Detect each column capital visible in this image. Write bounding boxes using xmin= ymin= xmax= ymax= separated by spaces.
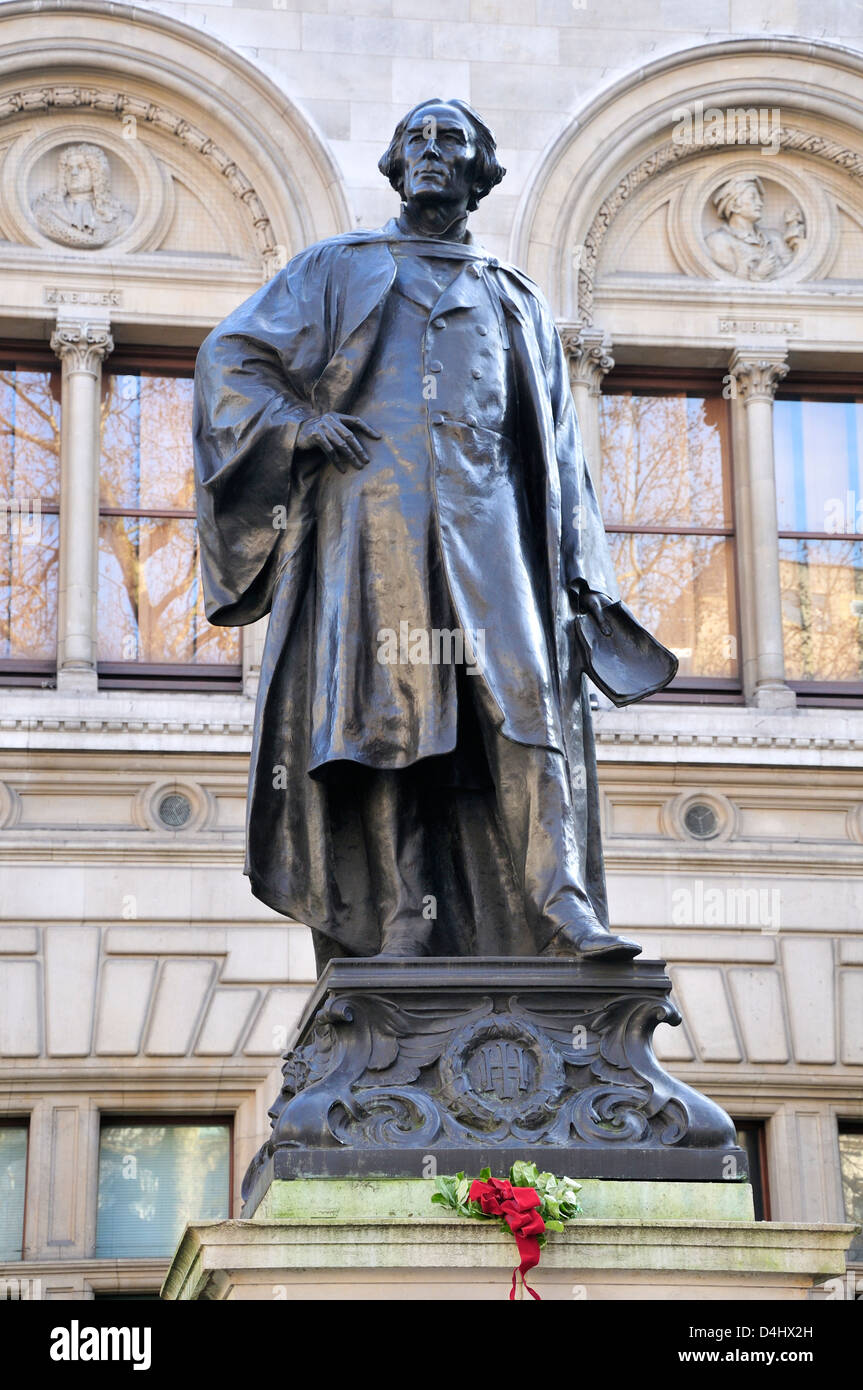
xmin=728 ymin=346 xmax=789 ymax=405
xmin=561 ymin=327 xmax=614 ymax=396
xmin=50 ymin=316 xmax=113 ymax=375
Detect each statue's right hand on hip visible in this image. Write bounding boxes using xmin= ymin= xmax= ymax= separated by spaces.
xmin=296 ymin=413 xmax=381 ymax=472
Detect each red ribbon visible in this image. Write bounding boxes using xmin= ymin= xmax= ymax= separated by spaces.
xmin=469 ymin=1177 xmax=545 ymax=1301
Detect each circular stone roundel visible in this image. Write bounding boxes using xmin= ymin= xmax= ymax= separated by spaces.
xmin=2 ymin=115 xmax=169 ymax=255
xmin=438 ymin=1014 xmax=567 ymax=1130
xmin=673 ymin=155 xmax=835 ymax=285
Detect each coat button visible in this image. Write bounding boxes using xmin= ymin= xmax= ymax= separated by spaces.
xmin=433 ymin=318 xmax=446 ymax=330
xmin=471 ymin=367 xmax=482 ymax=378
xmin=465 ymin=414 xmax=478 ymax=427
xmin=476 ymin=324 xmax=488 ymax=336
xmin=429 ymin=361 xmax=443 ymax=373
xmin=469 ymin=263 xmax=483 ymax=278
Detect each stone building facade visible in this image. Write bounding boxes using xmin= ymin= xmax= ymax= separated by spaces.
xmin=0 ymin=0 xmax=861 ymax=1298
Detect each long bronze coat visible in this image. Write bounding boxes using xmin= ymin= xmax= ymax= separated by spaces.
xmin=194 ymin=221 xmax=634 ymax=956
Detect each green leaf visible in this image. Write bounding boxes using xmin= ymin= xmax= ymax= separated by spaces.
xmin=544 ymin=1219 xmax=564 ymax=1233
xmin=431 ymin=1176 xmax=462 ymax=1211
xmin=510 ymin=1160 xmax=539 ymax=1188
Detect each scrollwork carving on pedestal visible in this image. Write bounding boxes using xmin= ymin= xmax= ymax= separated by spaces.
xmin=241 ymin=961 xmax=742 ymax=1206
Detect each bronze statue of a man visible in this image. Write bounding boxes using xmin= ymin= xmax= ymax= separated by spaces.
xmin=194 ymin=100 xmax=675 ymax=972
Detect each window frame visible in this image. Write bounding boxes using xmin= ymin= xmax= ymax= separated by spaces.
xmin=773 ymin=373 xmax=863 ymax=707
xmin=0 ymin=1116 xmax=30 ymax=1261
xmin=598 ymin=366 xmax=744 ymax=703
xmin=97 ymin=348 xmax=242 ymax=692
xmin=94 ymin=1112 xmax=234 ymax=1260
xmin=0 ymin=340 xmax=62 ymax=687
xmin=837 ymin=1118 xmax=863 ymax=1264
xmin=733 ymin=1117 xmax=771 ymax=1222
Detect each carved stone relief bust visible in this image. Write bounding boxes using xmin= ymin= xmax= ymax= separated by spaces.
xmin=704 ymin=174 xmax=805 ymax=281
xmin=0 ymin=112 xmax=260 ymax=266
xmin=591 ymin=149 xmax=837 ymax=304
xmin=31 ymin=141 xmax=133 ymax=248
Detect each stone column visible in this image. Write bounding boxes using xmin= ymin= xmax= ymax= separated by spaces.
xmin=50 ymin=317 xmax=113 ymax=694
xmin=728 ymin=347 xmax=795 ymax=710
xmin=561 ymin=328 xmax=614 ymax=499
xmin=242 ymin=615 xmax=269 ymax=700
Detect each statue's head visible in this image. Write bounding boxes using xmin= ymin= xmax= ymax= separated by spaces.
xmin=712 ymin=175 xmax=764 ymax=225
xmin=59 ymin=144 xmax=111 ymax=204
xmin=378 ymin=99 xmax=505 ymax=213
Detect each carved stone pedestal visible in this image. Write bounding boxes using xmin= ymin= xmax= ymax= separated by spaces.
xmin=242 ymin=958 xmax=746 ymax=1215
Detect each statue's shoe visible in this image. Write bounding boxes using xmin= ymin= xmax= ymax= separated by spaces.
xmin=373 ymin=931 xmax=431 ymax=959
xmin=540 ymin=921 xmax=642 ymax=961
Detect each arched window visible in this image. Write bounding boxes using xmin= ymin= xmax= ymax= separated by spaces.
xmin=0 ymin=4 xmax=349 ymax=691
xmin=516 ymin=37 xmax=863 ymax=708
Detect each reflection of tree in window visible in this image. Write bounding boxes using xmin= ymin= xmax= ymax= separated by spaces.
xmin=779 ymin=537 xmax=863 ymax=682
xmin=98 ymin=372 xmax=239 ymax=669
xmin=599 ymin=391 xmax=737 ymax=679
xmin=774 ymin=397 xmax=863 ymax=684
xmin=0 ymin=366 xmax=60 ymax=664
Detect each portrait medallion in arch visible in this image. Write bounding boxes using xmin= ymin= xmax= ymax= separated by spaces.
xmin=31 ymin=142 xmax=132 ymax=248
xmin=0 ymin=116 xmax=171 ymax=256
xmin=673 ymin=157 xmax=834 ymax=285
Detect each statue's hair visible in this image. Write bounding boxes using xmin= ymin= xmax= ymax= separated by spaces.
xmin=378 ymin=99 xmax=505 ymax=211
xmin=712 ymin=174 xmax=764 ymax=223
xmin=59 ymin=143 xmax=115 ymax=216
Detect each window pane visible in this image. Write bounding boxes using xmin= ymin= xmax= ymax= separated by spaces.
xmin=0 ymin=512 xmax=58 ymax=660
xmin=0 ymin=367 xmax=60 ymax=664
xmin=839 ymin=1129 xmax=863 ymax=1262
xmin=0 ymin=1125 xmax=27 ymax=1260
xmin=100 ymin=373 xmax=195 ymax=510
xmin=95 ymin=1122 xmax=230 ymax=1258
xmin=0 ymin=367 xmax=61 ymax=503
xmin=98 ymin=516 xmax=239 ymax=665
xmin=600 ymin=392 xmax=731 ymax=528
xmin=779 ymin=538 xmax=863 ymax=681
xmin=608 ymin=532 xmax=738 ymax=677
xmin=734 ymin=1122 xmax=768 ymax=1221
xmin=774 ymin=399 xmax=863 ymax=534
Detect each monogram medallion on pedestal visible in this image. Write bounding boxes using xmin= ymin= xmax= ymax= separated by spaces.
xmin=241 ymin=958 xmax=746 ymax=1214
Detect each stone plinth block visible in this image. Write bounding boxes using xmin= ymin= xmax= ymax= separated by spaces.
xmin=162 ymin=1189 xmax=856 ymax=1301
xmin=253 ymin=1176 xmax=755 ymax=1223
xmin=241 ymin=958 xmax=746 ymax=1215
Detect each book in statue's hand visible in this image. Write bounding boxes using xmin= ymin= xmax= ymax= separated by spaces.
xmin=572 ymin=599 xmax=678 ymax=706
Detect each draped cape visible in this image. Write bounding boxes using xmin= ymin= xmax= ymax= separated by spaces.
xmin=193 ymin=222 xmax=656 ymax=954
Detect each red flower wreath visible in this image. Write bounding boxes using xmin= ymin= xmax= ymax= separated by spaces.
xmin=432 ymin=1161 xmax=583 ymax=1301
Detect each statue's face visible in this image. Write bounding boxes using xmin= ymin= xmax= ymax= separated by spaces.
xmin=400 ymin=103 xmax=477 ymax=208
xmin=64 ymin=151 xmax=94 ymax=196
xmin=731 ymin=181 xmax=763 ymax=222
